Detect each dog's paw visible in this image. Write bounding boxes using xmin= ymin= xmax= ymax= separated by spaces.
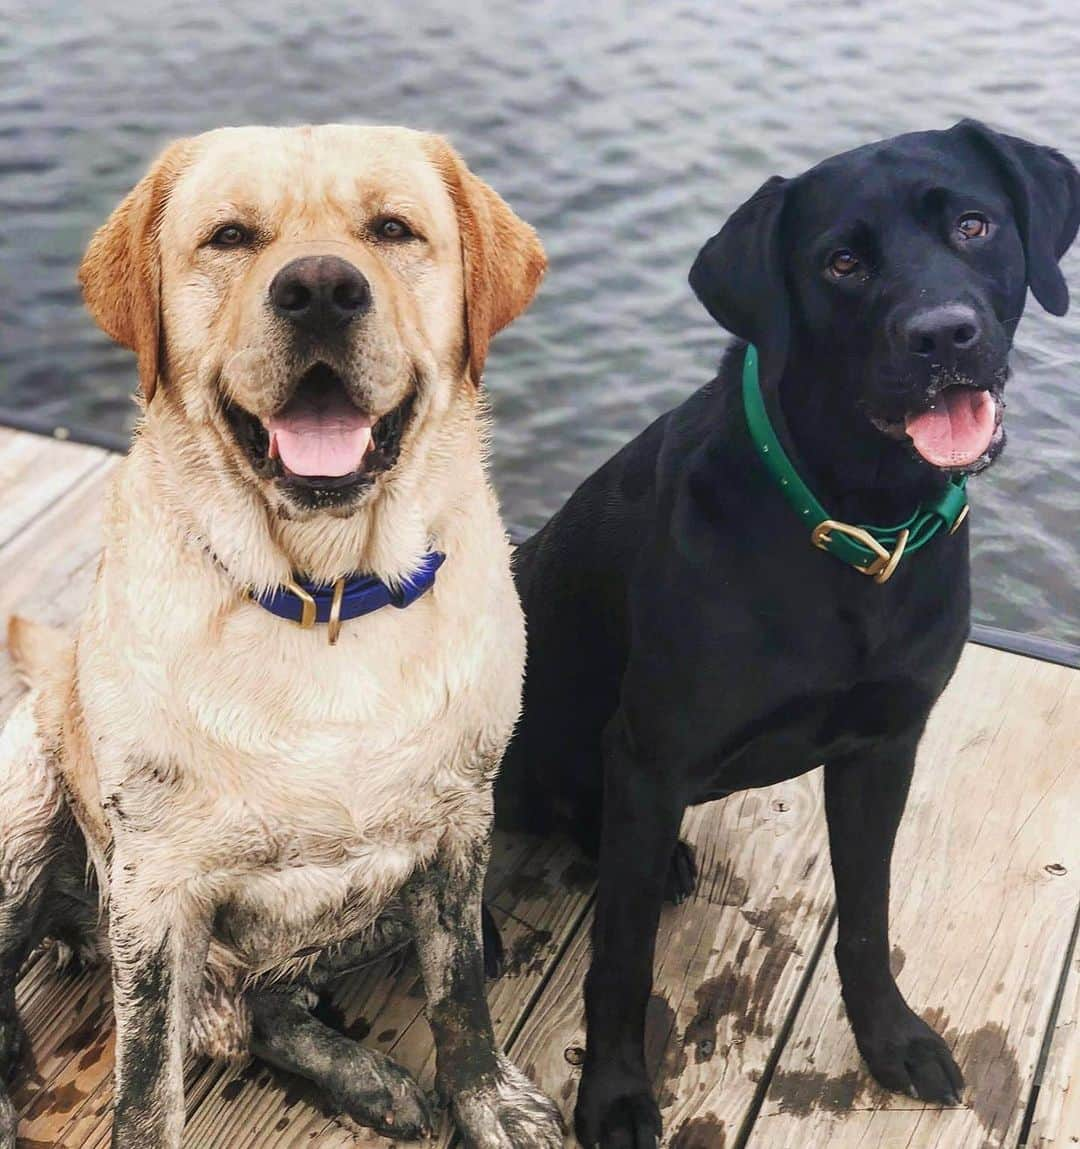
xmin=663 ymin=839 xmax=698 ymax=905
xmin=451 ymin=1054 xmax=563 ymax=1148
xmin=855 ymin=1004 xmax=964 ymax=1105
xmin=574 ymin=1066 xmax=660 ymax=1149
xmin=52 ymin=935 xmax=104 ymax=977
xmin=330 ymin=1047 xmax=435 ymax=1140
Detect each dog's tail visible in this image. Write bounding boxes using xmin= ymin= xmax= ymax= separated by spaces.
xmin=6 ymin=616 xmax=72 ymax=687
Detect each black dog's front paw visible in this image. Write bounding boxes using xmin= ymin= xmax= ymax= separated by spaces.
xmin=854 ymin=1001 xmax=964 ymax=1105
xmin=575 ymin=1067 xmax=661 ymax=1149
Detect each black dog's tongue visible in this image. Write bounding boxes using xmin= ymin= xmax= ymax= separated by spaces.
xmin=905 ymin=388 xmax=996 ymax=467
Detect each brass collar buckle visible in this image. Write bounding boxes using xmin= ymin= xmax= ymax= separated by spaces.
xmin=810 ymin=521 xmax=910 ymax=585
xmin=282 ymin=577 xmax=347 ymax=645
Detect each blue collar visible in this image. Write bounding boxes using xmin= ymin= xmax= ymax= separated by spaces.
xmin=251 ymin=551 xmax=445 ymax=644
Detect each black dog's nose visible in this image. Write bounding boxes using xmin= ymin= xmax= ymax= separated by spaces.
xmin=903 ymin=305 xmax=982 ymax=361
xmin=269 ymin=256 xmax=371 ymax=334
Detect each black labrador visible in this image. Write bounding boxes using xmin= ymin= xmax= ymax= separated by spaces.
xmin=493 ymin=120 xmax=1079 ymax=1148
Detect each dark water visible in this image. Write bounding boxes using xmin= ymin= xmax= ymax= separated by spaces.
xmin=1 ymin=0 xmax=1077 ymax=642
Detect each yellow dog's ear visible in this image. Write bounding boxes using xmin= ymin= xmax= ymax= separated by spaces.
xmin=429 ymin=138 xmax=547 ymax=387
xmin=78 ymin=139 xmax=194 ymax=406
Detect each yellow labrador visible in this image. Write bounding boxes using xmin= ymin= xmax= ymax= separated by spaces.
xmin=0 ymin=126 xmax=561 ymax=1149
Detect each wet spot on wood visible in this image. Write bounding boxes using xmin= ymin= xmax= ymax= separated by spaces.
xmin=221 ymin=1077 xmax=245 ymax=1103
xmin=890 ymin=945 xmax=906 ymax=977
xmin=770 ymin=1068 xmax=862 ymax=1115
xmin=504 ymin=870 xmax=553 ymax=901
xmin=560 ymin=858 xmax=597 ymax=891
xmin=274 ymin=1116 xmax=289 ymax=1131
xmin=670 ymin=1113 xmax=726 ymax=1149
xmin=376 ymin=1027 xmax=397 ymax=1043
xmin=345 ymin=1015 xmax=371 ymax=1041
xmin=312 ymin=996 xmax=370 ymax=1042
xmin=963 ymin=1022 xmax=1020 ymax=1137
xmin=685 ymin=969 xmax=748 ymax=1059
xmin=501 ymin=928 xmax=553 ymax=978
xmin=35 ymin=1077 xmax=87 ymax=1116
xmin=705 ymin=859 xmax=749 ymax=908
xmin=740 ymin=895 xmax=803 ymax=955
xmin=54 ymin=994 xmax=111 ymax=1057
xmin=683 ymin=956 xmax=784 ymax=1059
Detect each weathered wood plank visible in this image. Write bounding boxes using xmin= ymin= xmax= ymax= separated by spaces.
xmin=505 ymin=774 xmax=836 ymax=1149
xmin=0 ymin=458 xmax=115 ymax=1149
xmin=0 ymin=458 xmax=117 ymax=708
xmin=0 ymin=454 xmax=117 ymax=1149
xmin=1027 ymin=916 xmax=1080 ymax=1148
xmin=744 ymin=647 xmax=1080 ymax=1149
xmin=0 ymin=429 xmax=110 ymax=550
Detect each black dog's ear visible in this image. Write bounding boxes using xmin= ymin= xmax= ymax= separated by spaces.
xmin=954 ymin=119 xmax=1080 ymax=316
xmin=689 ymin=175 xmax=791 ymax=384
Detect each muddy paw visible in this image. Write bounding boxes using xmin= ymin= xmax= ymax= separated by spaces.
xmin=329 ymin=1046 xmax=435 ymax=1140
xmin=452 ymin=1054 xmax=564 ymax=1149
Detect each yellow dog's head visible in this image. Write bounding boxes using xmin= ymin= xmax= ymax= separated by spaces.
xmin=80 ymin=125 xmax=545 ymax=517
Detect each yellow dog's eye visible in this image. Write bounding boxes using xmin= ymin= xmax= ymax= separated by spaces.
xmin=375 ymin=217 xmax=413 ymax=240
xmin=957 ymin=213 xmax=990 ymax=240
xmin=828 ymin=249 xmax=860 ymax=278
xmin=210 ymin=224 xmax=250 ymax=248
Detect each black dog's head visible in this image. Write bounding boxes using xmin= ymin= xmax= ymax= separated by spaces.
xmin=690 ymin=121 xmax=1079 ymax=476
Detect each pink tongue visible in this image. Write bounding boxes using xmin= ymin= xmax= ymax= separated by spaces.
xmin=266 ymin=411 xmax=373 ymax=477
xmin=904 ymin=388 xmax=996 ymax=468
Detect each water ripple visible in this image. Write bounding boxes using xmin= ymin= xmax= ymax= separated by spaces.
xmin=0 ymin=0 xmax=1076 ymax=641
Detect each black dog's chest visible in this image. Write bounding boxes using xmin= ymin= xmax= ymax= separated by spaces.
xmin=696 ymin=674 xmax=934 ymax=799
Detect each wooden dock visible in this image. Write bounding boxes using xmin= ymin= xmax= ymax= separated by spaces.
xmin=0 ymin=427 xmax=1076 ymax=1149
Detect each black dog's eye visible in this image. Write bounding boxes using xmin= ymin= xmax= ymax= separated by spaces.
xmin=828 ymin=249 xmax=860 ymax=278
xmin=956 ymin=212 xmax=990 ymax=240
xmin=374 ymin=217 xmax=414 ymax=241
xmin=209 ymin=224 xmax=251 ymax=248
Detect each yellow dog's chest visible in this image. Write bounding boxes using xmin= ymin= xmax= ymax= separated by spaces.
xmin=115 ymin=751 xmax=471 ymax=973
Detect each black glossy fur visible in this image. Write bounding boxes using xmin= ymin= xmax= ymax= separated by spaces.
xmin=494 ymin=121 xmax=1079 ymax=1149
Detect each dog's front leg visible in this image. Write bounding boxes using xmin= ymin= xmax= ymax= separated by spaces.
xmin=404 ymin=831 xmax=562 ymax=1149
xmin=825 ymin=738 xmax=964 ymax=1105
xmin=108 ymin=848 xmax=210 ymax=1149
xmin=574 ymin=709 xmax=686 ymax=1149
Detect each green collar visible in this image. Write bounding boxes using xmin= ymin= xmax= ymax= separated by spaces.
xmin=741 ymin=343 xmax=969 ymax=584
